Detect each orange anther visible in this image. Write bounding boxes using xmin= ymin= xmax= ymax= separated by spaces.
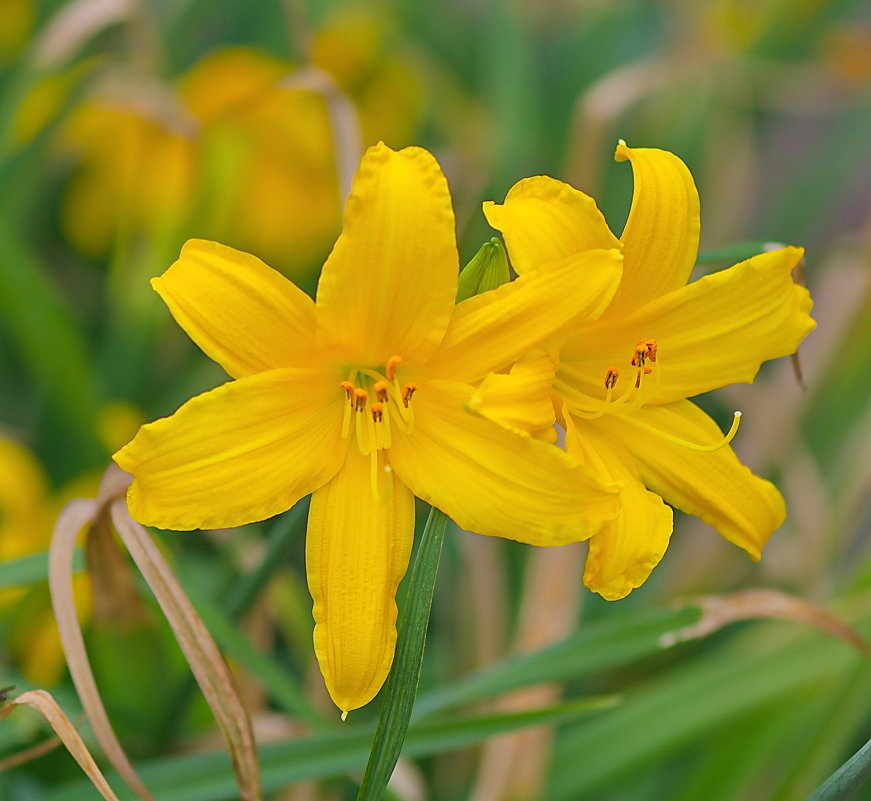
xmin=401 ymin=383 xmax=418 ymax=408
xmin=374 ymin=381 xmax=389 ymax=401
xmin=371 ymin=402 xmax=384 ymax=422
xmin=631 ymin=338 xmax=658 ymax=367
xmin=604 ymin=368 xmax=619 ymax=389
xmin=340 ymin=380 xmax=355 ymax=402
xmin=352 ymin=388 xmax=368 ymax=412
xmin=386 ymin=355 xmax=403 ymax=381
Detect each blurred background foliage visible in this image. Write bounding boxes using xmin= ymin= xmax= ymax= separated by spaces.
xmin=2 ymin=0 xmax=871 ymax=799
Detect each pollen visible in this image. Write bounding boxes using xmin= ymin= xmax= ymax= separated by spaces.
xmin=631 ymin=338 xmax=658 ymax=367
xmin=352 ymin=388 xmax=368 ymax=412
xmin=401 ymin=383 xmax=418 ymax=408
xmin=371 ymin=402 xmax=384 ymax=422
xmin=604 ymin=368 xmax=619 ymax=389
xmin=340 ymin=380 xmax=355 ymax=403
xmin=373 ymin=381 xmax=389 ymax=401
xmin=386 ymin=355 xmax=403 ymax=381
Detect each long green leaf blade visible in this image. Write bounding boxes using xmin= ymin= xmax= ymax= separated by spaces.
xmin=355 ymin=506 xmax=448 ymax=801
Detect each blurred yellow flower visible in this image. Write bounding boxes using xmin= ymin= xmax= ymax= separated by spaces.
xmin=60 ymin=48 xmax=341 ymax=279
xmin=485 ymin=142 xmax=815 ymax=601
xmin=0 ymin=436 xmax=93 ymax=686
xmin=58 ymin=21 xmax=425 ymax=280
xmin=114 ymin=143 xmax=623 ymax=715
xmin=0 ymin=0 xmax=32 ymax=63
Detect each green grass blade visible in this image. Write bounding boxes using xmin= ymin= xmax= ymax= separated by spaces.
xmin=0 ymin=549 xmax=84 ymax=589
xmin=355 ymin=506 xmax=448 ymax=801
xmin=805 ymin=731 xmax=871 ymax=801
xmin=38 ymin=695 xmax=611 ymax=801
xmin=413 ymin=603 xmax=701 ymax=717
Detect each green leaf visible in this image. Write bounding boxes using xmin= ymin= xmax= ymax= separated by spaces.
xmin=0 ymin=549 xmax=84 ymax=590
xmin=413 ymin=603 xmax=701 ymax=717
xmin=805 ymin=712 xmax=871 ymax=801
xmin=38 ymin=696 xmax=613 ymax=801
xmin=355 ymin=506 xmax=448 ymax=801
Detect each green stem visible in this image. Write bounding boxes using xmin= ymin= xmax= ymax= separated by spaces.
xmin=806 ymin=737 xmax=871 ymax=801
xmin=355 ymin=507 xmax=448 ymax=801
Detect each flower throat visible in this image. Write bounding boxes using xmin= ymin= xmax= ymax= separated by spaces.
xmin=339 ymin=355 xmax=418 ymax=500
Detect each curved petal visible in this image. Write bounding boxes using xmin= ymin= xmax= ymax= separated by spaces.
xmin=564 ymin=412 xmax=672 ymax=600
xmin=425 ymin=248 xmax=623 ymax=384
xmin=315 ymin=143 xmax=458 ymax=366
xmin=466 ymin=351 xmax=556 ymax=438
xmin=594 ymin=400 xmax=785 ymax=557
xmin=609 ymin=143 xmax=700 ymax=313
xmin=483 ymin=176 xmax=619 ymax=275
xmin=113 ymin=368 xmax=347 ymax=530
xmin=306 ymin=451 xmax=414 ymax=716
xmin=389 ymin=379 xmax=619 ymax=546
xmin=153 ymin=239 xmax=319 ymax=378
xmin=557 ymin=247 xmax=814 ymax=407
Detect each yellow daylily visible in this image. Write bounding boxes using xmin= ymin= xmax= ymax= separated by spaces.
xmin=114 ymin=143 xmax=623 ymax=715
xmin=0 ymin=436 xmax=94 ymax=685
xmin=484 ymin=142 xmax=815 ymax=601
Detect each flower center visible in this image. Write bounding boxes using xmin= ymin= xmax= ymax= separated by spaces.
xmin=565 ymin=337 xmax=741 ymax=452
xmin=338 ymin=354 xmax=419 ymax=500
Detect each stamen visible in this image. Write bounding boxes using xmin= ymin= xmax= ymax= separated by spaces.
xmin=352 ymin=388 xmax=368 ymax=412
xmin=604 ymin=368 xmax=619 ymax=390
xmin=371 ymin=402 xmax=384 ymax=423
xmin=340 ymin=380 xmax=355 ymax=403
xmin=631 ymin=338 xmax=658 ymax=367
xmin=373 ymin=381 xmax=389 ymax=402
xmin=401 ymin=383 xmax=418 ymax=408
xmin=386 ymin=355 xmax=403 ymax=381
xmin=631 ymin=410 xmax=743 ymax=452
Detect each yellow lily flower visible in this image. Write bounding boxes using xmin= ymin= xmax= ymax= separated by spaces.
xmin=484 ymin=142 xmax=815 ymax=601
xmin=114 ymin=143 xmax=623 ymax=715
xmin=0 ymin=436 xmax=94 ymax=685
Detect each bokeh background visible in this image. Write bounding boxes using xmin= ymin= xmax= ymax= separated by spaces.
xmin=2 ymin=0 xmax=871 ymax=799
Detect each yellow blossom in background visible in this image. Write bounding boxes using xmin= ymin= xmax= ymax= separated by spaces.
xmin=0 ymin=0 xmax=32 ymax=63
xmin=114 ymin=143 xmax=624 ymax=715
xmin=485 ymin=142 xmax=815 ymax=601
xmin=0 ymin=437 xmax=93 ymax=686
xmin=57 ymin=15 xmax=425 ymax=279
xmin=310 ymin=8 xmax=423 ymax=146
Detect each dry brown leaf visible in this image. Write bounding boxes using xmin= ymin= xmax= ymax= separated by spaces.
xmin=49 ymin=495 xmax=157 ymax=801
xmin=110 ymin=499 xmax=262 ymax=801
xmin=660 ymin=588 xmax=871 ymax=655
xmin=0 ymin=689 xmax=122 ymax=801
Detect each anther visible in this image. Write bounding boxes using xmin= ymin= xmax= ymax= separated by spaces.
xmin=631 ymin=338 xmax=658 ymax=367
xmin=374 ymin=381 xmax=389 ymax=401
xmin=371 ymin=402 xmax=384 ymax=423
xmin=340 ymin=380 xmax=355 ymax=403
xmin=386 ymin=355 xmax=403 ymax=381
xmin=401 ymin=383 xmax=418 ymax=408
xmin=604 ymin=368 xmax=619 ymax=389
xmin=352 ymin=388 xmax=368 ymax=412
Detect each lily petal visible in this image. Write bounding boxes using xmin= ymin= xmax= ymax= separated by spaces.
xmin=153 ymin=239 xmax=319 ymax=378
xmin=466 ymin=351 xmax=556 ymax=438
xmin=557 ymin=247 xmax=814 ymax=406
xmin=426 ymin=248 xmax=623 ymax=384
xmin=483 ymin=176 xmax=619 ymax=275
xmin=113 ymin=368 xmax=347 ymax=530
xmin=594 ymin=400 xmax=785 ymax=557
xmin=564 ymin=412 xmax=673 ymax=600
xmin=315 ymin=143 xmax=458 ymax=366
xmin=306 ymin=451 xmax=414 ymax=716
xmin=609 ymin=143 xmax=700 ymax=313
xmin=389 ymin=379 xmax=619 ymax=546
